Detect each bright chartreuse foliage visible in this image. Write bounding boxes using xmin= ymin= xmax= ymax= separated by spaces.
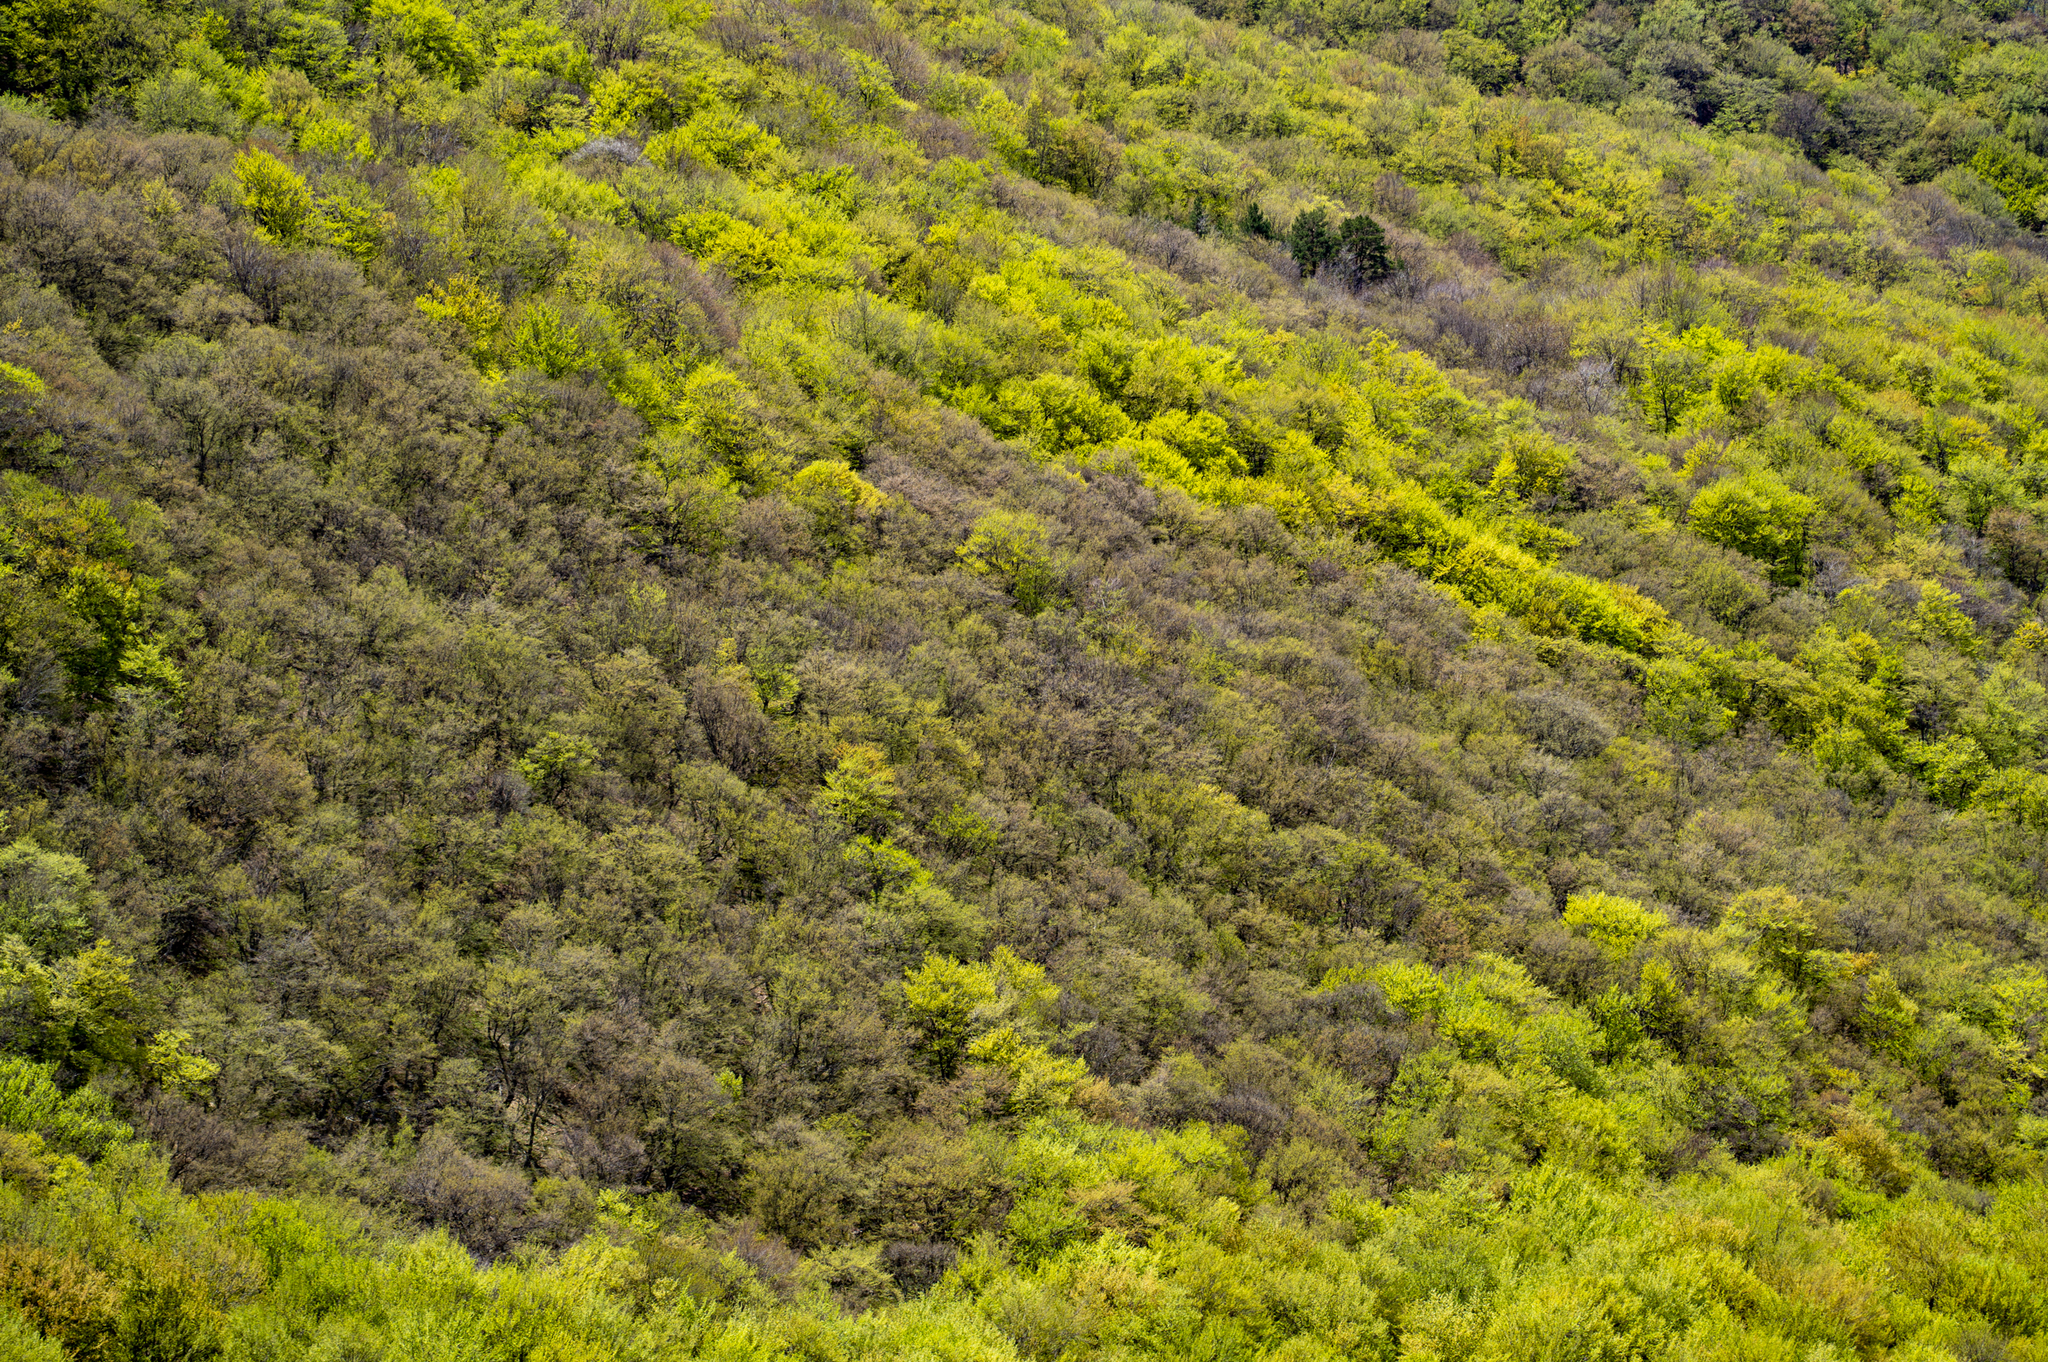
xmin=2 ymin=1064 xmax=2047 ymax=1362
xmin=1 ymin=0 xmax=2048 ymax=1355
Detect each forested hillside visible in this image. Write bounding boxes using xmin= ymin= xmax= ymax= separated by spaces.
xmin=0 ymin=0 xmax=2047 ymax=1353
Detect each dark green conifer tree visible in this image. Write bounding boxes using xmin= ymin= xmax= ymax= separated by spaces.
xmin=1287 ymin=206 xmax=1337 ymax=277
xmin=1337 ymin=213 xmax=1395 ymax=287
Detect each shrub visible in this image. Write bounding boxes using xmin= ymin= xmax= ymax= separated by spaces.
xmin=1688 ymin=473 xmax=1816 ymax=584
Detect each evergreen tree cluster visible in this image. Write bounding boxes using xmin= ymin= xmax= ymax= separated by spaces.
xmin=1286 ymin=208 xmax=1398 ymax=286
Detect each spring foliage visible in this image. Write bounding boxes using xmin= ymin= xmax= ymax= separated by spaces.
xmin=0 ymin=0 xmax=2046 ymax=1354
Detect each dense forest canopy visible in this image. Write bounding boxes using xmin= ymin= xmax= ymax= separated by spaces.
xmin=0 ymin=0 xmax=2046 ymax=1354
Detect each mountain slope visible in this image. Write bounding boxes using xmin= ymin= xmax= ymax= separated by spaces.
xmin=0 ymin=0 xmax=2045 ymax=1355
